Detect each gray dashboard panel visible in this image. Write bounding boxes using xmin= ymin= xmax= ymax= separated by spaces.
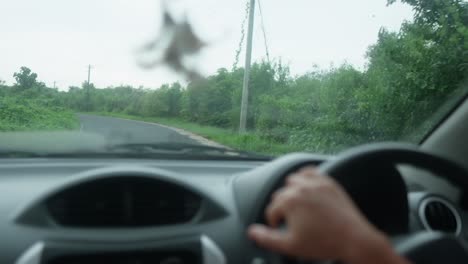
xmin=0 ymin=155 xmax=466 ymax=263
xmin=0 ymin=158 xmax=264 ymax=263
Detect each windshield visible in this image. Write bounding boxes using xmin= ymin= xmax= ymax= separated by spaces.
xmin=0 ymin=0 xmax=467 ymax=156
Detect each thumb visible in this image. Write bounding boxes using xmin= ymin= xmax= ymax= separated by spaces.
xmin=248 ymin=224 xmax=291 ymax=253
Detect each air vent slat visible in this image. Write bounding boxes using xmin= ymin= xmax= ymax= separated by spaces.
xmin=420 ymin=197 xmax=460 ymax=235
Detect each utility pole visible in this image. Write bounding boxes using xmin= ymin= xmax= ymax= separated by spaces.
xmin=239 ymin=0 xmax=256 ymax=133
xmin=87 ymin=65 xmax=92 ymax=112
xmin=53 ymin=81 xmax=56 ymax=89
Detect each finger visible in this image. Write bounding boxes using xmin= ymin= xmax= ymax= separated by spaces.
xmin=286 ymin=175 xmax=310 ymax=186
xmin=286 ymin=173 xmax=321 ymax=188
xmin=297 ymin=165 xmax=317 ymax=175
xmin=289 ymin=168 xmax=323 ymax=182
xmin=265 ymin=198 xmax=287 ymax=227
xmin=266 ymin=188 xmax=298 ymax=227
xmin=271 ymin=187 xmax=286 ymax=201
xmin=300 ymin=167 xmax=321 ymax=178
xmin=248 ymin=224 xmax=291 ymax=253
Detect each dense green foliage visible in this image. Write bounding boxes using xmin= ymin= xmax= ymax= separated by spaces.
xmin=0 ymin=72 xmax=79 ymax=132
xmin=1 ymin=0 xmax=467 ymax=154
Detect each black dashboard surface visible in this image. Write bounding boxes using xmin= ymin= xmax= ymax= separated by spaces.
xmin=0 ymin=157 xmax=466 ymax=264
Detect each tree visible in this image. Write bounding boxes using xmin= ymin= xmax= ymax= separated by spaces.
xmin=167 ymin=82 xmax=183 ymax=117
xmin=362 ymin=0 xmax=468 ymax=139
xmin=384 ymin=0 xmax=468 ymax=97
xmin=13 ymin=67 xmax=38 ymax=90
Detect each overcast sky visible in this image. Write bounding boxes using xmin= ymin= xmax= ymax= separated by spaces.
xmin=0 ymin=0 xmax=414 ymax=90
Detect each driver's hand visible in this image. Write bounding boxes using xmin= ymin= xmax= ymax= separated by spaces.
xmin=247 ymin=168 xmax=410 ymax=264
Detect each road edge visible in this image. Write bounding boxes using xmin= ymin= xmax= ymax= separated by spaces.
xmin=87 ymin=114 xmax=229 ymax=149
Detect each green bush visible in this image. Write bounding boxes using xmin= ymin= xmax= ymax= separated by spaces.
xmin=0 ymin=97 xmax=79 ymax=132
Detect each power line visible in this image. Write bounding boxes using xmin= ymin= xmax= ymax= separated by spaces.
xmin=257 ymin=0 xmax=274 ymax=95
xmin=232 ymin=0 xmax=250 ymax=71
xmin=257 ymin=0 xmax=271 ymax=64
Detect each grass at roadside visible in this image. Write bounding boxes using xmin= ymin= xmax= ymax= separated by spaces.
xmin=88 ymin=112 xmax=303 ymax=155
xmin=0 ymin=98 xmax=79 ymax=132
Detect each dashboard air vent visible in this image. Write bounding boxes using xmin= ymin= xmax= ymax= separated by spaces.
xmin=419 ymin=197 xmax=461 ymax=235
xmin=46 ymin=177 xmax=202 ymax=227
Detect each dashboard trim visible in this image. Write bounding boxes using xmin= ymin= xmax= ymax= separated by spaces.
xmin=201 ymin=235 xmax=226 ymax=264
xmin=15 ymin=242 xmax=44 ymax=264
xmin=15 ymin=236 xmax=225 ymax=264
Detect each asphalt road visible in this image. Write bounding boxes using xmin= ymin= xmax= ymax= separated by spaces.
xmin=78 ymin=114 xmax=200 ymax=145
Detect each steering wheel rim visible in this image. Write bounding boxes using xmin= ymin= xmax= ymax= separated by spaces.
xmin=315 ymin=142 xmax=468 ymax=264
xmin=319 ymin=143 xmax=468 ymax=187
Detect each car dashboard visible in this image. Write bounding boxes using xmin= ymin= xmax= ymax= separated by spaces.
xmin=0 ymin=157 xmax=467 ymax=264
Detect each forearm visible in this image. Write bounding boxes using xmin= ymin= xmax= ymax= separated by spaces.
xmin=344 ymin=230 xmax=411 ymax=264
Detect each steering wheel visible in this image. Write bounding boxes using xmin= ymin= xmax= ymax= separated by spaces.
xmin=312 ymin=143 xmax=468 ymax=264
